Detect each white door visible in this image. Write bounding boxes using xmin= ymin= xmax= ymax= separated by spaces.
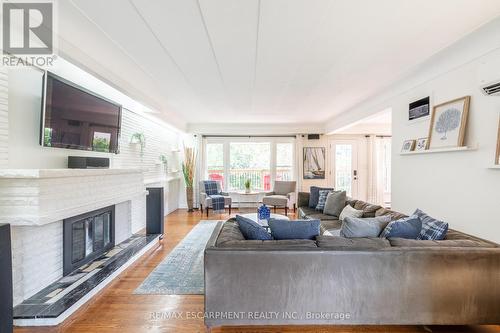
xmin=330 ymin=140 xmax=359 ymax=198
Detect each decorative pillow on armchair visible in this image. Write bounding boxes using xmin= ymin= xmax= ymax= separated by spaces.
xmin=380 ymin=215 xmax=422 ymax=239
xmin=268 ymin=219 xmax=320 ymax=240
xmin=236 ymin=215 xmax=273 ymax=240
xmin=414 ymin=208 xmax=448 ymax=240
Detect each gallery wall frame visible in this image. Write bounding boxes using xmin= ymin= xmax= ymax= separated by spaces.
xmin=427 ymin=96 xmax=470 ymax=150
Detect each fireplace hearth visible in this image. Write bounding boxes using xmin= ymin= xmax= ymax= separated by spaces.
xmin=63 ymin=206 xmax=115 ymax=275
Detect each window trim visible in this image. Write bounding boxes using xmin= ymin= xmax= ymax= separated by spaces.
xmin=203 ymin=137 xmax=296 ymax=192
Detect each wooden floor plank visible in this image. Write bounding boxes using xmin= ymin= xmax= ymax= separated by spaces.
xmin=14 ymin=209 xmax=500 ymax=333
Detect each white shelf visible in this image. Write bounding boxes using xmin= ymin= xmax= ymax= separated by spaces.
xmin=487 ymin=165 xmax=500 ymax=169
xmin=400 ymin=145 xmax=477 ymax=155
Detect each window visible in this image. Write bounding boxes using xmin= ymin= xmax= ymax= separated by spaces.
xmin=276 ymin=143 xmax=293 ymax=181
xmin=334 ymin=144 xmax=353 ymax=196
xmin=206 ymin=143 xmax=224 ymax=188
xmin=229 ymin=142 xmax=270 ymax=191
xmin=204 ymin=138 xmax=295 ymax=192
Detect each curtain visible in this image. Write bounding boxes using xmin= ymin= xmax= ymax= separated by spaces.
xmin=367 ymin=136 xmax=391 ymax=207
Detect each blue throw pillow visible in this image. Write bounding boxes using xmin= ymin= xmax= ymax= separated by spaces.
xmin=236 ymin=215 xmax=273 ymax=240
xmin=414 ymin=209 xmax=448 ymax=240
xmin=309 ymin=186 xmax=334 ymax=208
xmin=380 ymin=215 xmax=422 ymax=239
xmin=315 ymin=189 xmax=332 ymax=211
xmin=268 ymin=219 xmax=320 ymax=240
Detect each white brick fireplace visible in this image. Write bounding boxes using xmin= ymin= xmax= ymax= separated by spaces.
xmin=0 ymin=168 xmax=147 ymax=306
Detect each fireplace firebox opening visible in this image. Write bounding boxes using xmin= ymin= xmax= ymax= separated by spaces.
xmin=63 ymin=206 xmax=115 ymax=276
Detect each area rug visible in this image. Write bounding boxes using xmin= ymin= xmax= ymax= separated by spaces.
xmin=134 ymin=220 xmax=220 ymax=295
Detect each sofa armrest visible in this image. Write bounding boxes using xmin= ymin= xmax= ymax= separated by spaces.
xmin=264 ymin=191 xmax=275 ymax=196
xmin=297 ymin=192 xmax=310 ymax=207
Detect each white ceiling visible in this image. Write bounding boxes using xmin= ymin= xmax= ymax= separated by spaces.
xmin=56 ymin=0 xmax=500 ymax=130
xmin=333 ymin=108 xmax=392 ymax=135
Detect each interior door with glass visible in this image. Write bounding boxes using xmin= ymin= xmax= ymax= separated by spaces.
xmin=330 ymin=140 xmax=359 ymax=198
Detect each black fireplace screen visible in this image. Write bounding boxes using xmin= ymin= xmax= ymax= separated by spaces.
xmin=63 ymin=206 xmax=115 ymax=275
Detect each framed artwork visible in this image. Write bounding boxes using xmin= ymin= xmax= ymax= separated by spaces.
xmin=409 ymin=96 xmax=430 ymax=121
xmin=401 ymin=140 xmax=416 ymax=153
xmin=496 ymin=117 xmax=500 ymax=165
xmin=303 ymin=147 xmax=325 ymax=179
xmin=415 ymin=137 xmax=428 ymax=151
xmin=428 ymin=96 xmax=470 ymax=149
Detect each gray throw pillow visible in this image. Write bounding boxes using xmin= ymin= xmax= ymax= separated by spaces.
xmin=340 ymin=216 xmax=392 ymax=238
xmin=339 ymin=205 xmax=363 ymax=221
xmin=323 ymin=191 xmax=346 ymax=217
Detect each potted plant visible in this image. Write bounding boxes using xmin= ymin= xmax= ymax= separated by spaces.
xmin=244 ymin=179 xmax=251 ymax=194
xmin=130 ymin=132 xmax=146 ymax=157
xmin=159 ymin=154 xmax=168 ymax=174
xmin=182 ymin=147 xmax=196 ymax=212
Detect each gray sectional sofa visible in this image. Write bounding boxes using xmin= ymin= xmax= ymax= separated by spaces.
xmin=204 ymin=194 xmax=500 ymax=329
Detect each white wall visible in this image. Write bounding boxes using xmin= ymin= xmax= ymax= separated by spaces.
xmin=0 ymin=66 xmax=7 ymax=167
xmin=296 ymin=134 xmax=369 ymax=201
xmin=6 ymin=63 xmax=185 ymax=213
xmin=325 ymin=19 xmax=500 ymax=243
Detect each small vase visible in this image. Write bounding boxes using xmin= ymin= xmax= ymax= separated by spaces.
xmin=186 ymin=187 xmax=194 ymax=212
xmin=245 ymin=188 xmax=251 ymax=194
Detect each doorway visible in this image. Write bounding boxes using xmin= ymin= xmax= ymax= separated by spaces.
xmin=330 ymin=140 xmax=359 ymax=198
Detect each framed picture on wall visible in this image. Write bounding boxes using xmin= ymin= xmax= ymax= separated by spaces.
xmin=427 ymin=96 xmax=470 ymax=150
xmin=496 ymin=116 xmax=500 ymax=165
xmin=415 ymin=137 xmax=428 ymax=151
xmin=409 ymin=96 xmax=430 ymax=121
xmin=401 ymin=139 xmax=416 ymax=153
xmin=303 ymin=147 xmax=325 ymax=179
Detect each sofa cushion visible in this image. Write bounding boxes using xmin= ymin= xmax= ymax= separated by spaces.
xmin=298 ymin=206 xmax=317 ymax=219
xmin=320 ymin=219 xmax=342 ymax=234
xmin=236 ymin=215 xmax=273 ymax=241
xmin=262 ymin=194 xmax=288 ymax=206
xmin=309 ymin=186 xmax=334 ymax=208
xmin=216 ymin=219 xmax=245 ymax=246
xmin=323 ymin=191 xmax=346 ymax=217
xmin=414 ymin=209 xmax=448 ymax=240
xmin=354 ymin=201 xmax=382 ymax=218
xmin=268 ymin=219 xmax=320 ymax=240
xmin=316 ymin=235 xmax=391 ymax=250
xmin=307 ymin=213 xmax=338 ymax=221
xmin=346 ymin=198 xmax=358 ymax=207
xmin=388 ymin=238 xmax=497 ymax=248
xmin=217 ymin=239 xmax=318 ymax=249
xmin=340 ymin=216 xmax=392 ymax=238
xmin=375 ymin=207 xmax=408 ymax=221
xmin=380 ymin=215 xmax=422 ymax=239
xmin=339 ymin=205 xmax=364 ymax=221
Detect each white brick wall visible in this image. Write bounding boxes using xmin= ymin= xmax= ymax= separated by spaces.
xmin=0 ymin=66 xmax=8 ymax=168
xmin=10 ymin=195 xmax=145 ymax=306
xmin=11 ymin=222 xmax=63 ymax=305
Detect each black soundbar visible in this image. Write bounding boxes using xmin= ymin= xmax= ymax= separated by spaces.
xmin=68 ymin=156 xmax=110 ymax=169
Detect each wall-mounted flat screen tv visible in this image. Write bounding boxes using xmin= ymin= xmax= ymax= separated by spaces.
xmin=40 ymin=72 xmax=122 ymax=153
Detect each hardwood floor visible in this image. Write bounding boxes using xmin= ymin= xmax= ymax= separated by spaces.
xmin=15 ymin=209 xmax=500 ymax=333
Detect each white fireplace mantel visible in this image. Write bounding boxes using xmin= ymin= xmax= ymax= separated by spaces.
xmin=0 ymin=168 xmax=146 ymax=226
